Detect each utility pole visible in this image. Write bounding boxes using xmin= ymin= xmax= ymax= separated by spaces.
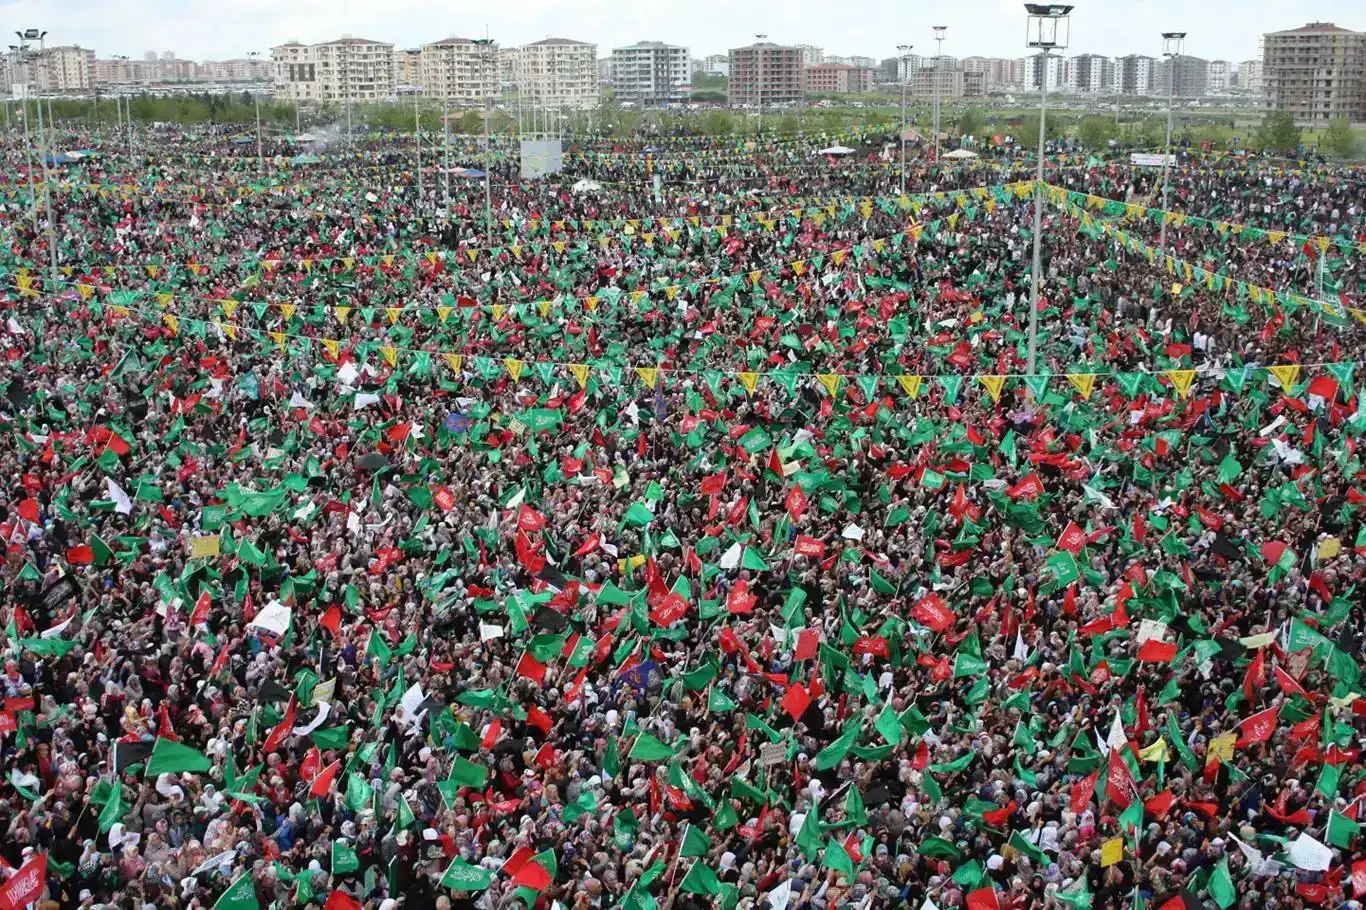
xmin=249 ymin=50 xmax=265 ymax=174
xmin=475 ymin=36 xmax=495 ymax=248
xmin=898 ymin=44 xmax=913 ymax=196
xmin=18 ymin=29 xmax=57 ymax=283
xmin=754 ymin=34 xmax=766 ymax=136
xmin=932 ymin=26 xmax=946 ymax=161
xmin=1158 ymin=32 xmax=1186 ymax=252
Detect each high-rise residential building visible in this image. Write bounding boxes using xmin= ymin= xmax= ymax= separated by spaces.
xmin=1262 ymin=22 xmax=1366 ymax=123
xmin=1154 ymin=55 xmax=1209 ymax=98
xmin=1206 ymin=60 xmax=1232 ymax=92
xmin=515 ymin=38 xmax=600 ymax=110
xmin=1066 ymin=54 xmax=1114 ymax=94
xmin=878 ymin=57 xmax=900 ymax=83
xmin=270 ymin=37 xmax=395 ymax=104
xmin=611 ymin=41 xmax=691 ymax=106
xmin=702 ymin=54 xmax=730 ymax=77
xmin=1116 ymin=54 xmax=1156 ymax=95
xmin=419 ymin=38 xmax=500 ymax=104
xmin=805 ymin=63 xmax=874 ymax=94
xmin=201 ymin=58 xmax=270 ymax=82
xmin=823 ymin=55 xmax=851 ymax=66
xmin=728 ymin=42 xmax=804 ymax=107
xmin=963 ymin=71 xmax=987 ymax=96
xmin=848 ymin=55 xmax=877 ymax=69
xmin=1019 ymin=54 xmax=1065 ymax=91
xmin=896 ymin=54 xmax=924 ymax=81
xmin=961 ymin=56 xmax=1012 ymax=88
xmin=794 ymin=44 xmax=824 ymax=67
xmin=394 ymin=48 xmax=422 ymax=90
xmin=1237 ymin=59 xmax=1264 ymax=92
xmin=909 ymin=66 xmax=965 ymax=99
xmin=497 ymin=48 xmax=518 ymax=88
xmin=35 ymin=45 xmax=95 ymax=91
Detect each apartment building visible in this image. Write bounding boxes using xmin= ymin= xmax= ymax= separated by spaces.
xmin=728 ymin=42 xmax=804 ymax=106
xmin=1238 ymin=59 xmax=1263 ymax=92
xmin=1153 ymin=55 xmax=1210 ymax=98
xmin=270 ymin=37 xmax=395 ymax=104
xmin=394 ymin=49 xmax=421 ymax=89
xmin=1066 ymin=54 xmax=1114 ymax=93
xmin=961 ymin=56 xmax=1012 ymax=88
xmin=1207 ymin=59 xmax=1232 ymax=92
xmin=611 ymin=41 xmax=690 ymax=106
xmin=31 ymin=45 xmax=95 ymax=92
xmin=1116 ymin=54 xmax=1156 ymax=95
xmin=1262 ymin=22 xmax=1366 ymax=123
xmin=794 ymin=44 xmax=824 ymax=67
xmin=201 ymin=58 xmax=269 ymax=82
xmin=909 ymin=66 xmax=965 ymax=99
xmin=419 ymin=38 xmax=499 ymax=103
xmin=515 ymin=38 xmax=600 ymax=111
xmin=1019 ymin=54 xmax=1065 ymax=91
xmin=701 ymin=54 xmax=730 ymax=77
xmin=805 ymin=63 xmax=873 ymax=95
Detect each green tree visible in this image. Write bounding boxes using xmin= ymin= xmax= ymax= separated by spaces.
xmin=1254 ymin=111 xmax=1302 ymax=153
xmin=956 ymin=109 xmax=984 ymax=137
xmin=1077 ymin=115 xmax=1118 ymax=149
xmin=1321 ymin=117 xmax=1357 ymax=157
xmin=1014 ymin=114 xmax=1064 ymax=150
xmin=699 ymin=111 xmax=736 ymax=136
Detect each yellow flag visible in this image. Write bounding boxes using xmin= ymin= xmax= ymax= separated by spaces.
xmin=1165 ymin=369 xmax=1196 ymax=398
xmin=503 ymin=358 xmax=524 ymax=381
xmin=817 ymin=373 xmax=842 ymax=398
xmin=831 ymin=249 xmax=847 ymax=266
xmin=321 ymin=338 xmax=340 ymax=359
xmin=77 ymin=283 xmax=94 ymax=301
xmin=221 ymin=298 xmax=239 ymax=318
xmin=1138 ymin=739 xmax=1169 ymax=763
xmin=342 ymin=257 xmax=355 ymax=271
xmin=552 ymin=241 xmax=566 ymax=255
xmin=738 ymin=372 xmax=759 ymax=395
xmin=896 ymin=375 xmax=922 ymax=398
xmin=381 ymin=346 xmax=398 ymax=368
xmin=1208 ymin=731 xmax=1236 ymax=763
xmin=146 ymin=265 xmax=160 ymax=278
xmin=665 ymin=286 xmax=679 ymax=301
xmin=538 ymin=300 xmax=552 ymax=318
xmin=191 ymin=535 xmax=222 ymax=558
xmin=163 ymin=314 xmax=179 ymax=336
xmin=635 ymin=366 xmax=658 ymax=388
xmin=465 ymin=249 xmax=479 ymax=263
xmin=387 ymin=307 xmax=402 ymax=324
xmin=749 ymin=271 xmax=763 ymax=286
xmin=436 ymin=306 xmax=452 ymax=323
xmin=491 ymin=304 xmax=506 ymax=322
xmin=1100 ymin=838 xmax=1124 ymax=868
xmin=585 ymin=297 xmax=599 ymax=313
xmin=1267 ymin=364 xmax=1300 ymax=390
xmin=569 ymin=363 xmax=590 ymax=389
xmin=444 ymin=353 xmax=464 ymax=374
xmin=335 ymin=306 xmax=351 ymax=326
xmin=219 ymin=322 xmax=238 ymax=341
xmin=976 ymin=375 xmax=1006 ymax=403
xmin=631 ymin=290 xmax=647 ymax=305
xmin=1066 ymin=373 xmax=1096 ymax=400
xmin=509 ymin=245 xmax=522 ymax=259
xmin=270 ymin=331 xmax=287 ymax=350
xmin=425 ymin=251 xmax=438 ymax=265
xmin=1266 ymin=230 xmax=1286 ymax=246
xmin=280 ymin=303 xmax=297 ymax=322
xmin=300 ymin=259 xmax=312 ymax=271
xmin=791 ymin=260 xmax=806 ymax=276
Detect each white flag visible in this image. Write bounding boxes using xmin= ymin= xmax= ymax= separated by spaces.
xmin=1286 ymin=833 xmax=1333 ymax=871
xmin=766 ymin=878 xmax=793 ymax=910
xmin=719 ymin=542 xmax=742 ymax=570
xmin=106 ymin=478 xmax=133 ymax=515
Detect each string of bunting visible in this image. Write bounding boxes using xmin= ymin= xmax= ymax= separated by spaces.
xmin=25 ymin=292 xmax=1363 ymax=409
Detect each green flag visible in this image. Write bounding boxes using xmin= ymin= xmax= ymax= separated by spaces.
xmin=679 ymin=860 xmax=722 ymax=896
xmin=1208 ymin=857 xmax=1235 ymax=909
xmin=440 ymin=858 xmax=493 ymax=891
xmin=821 ymin=839 xmax=855 ymax=877
xmin=145 ymin=738 xmax=211 ymax=776
xmin=681 ymin=825 xmax=712 ymax=858
xmin=331 ymin=840 xmax=359 ymax=874
xmin=1327 ymin=810 xmax=1359 ymax=848
xmin=628 ymin=733 xmax=678 ymax=761
xmin=212 ymin=873 xmax=260 ymax=910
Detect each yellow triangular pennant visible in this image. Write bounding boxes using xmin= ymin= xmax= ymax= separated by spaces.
xmin=977 ymin=374 xmax=1006 ymax=403
xmin=335 ymin=306 xmax=351 ymax=326
xmin=163 ymin=314 xmax=179 ymax=335
xmin=569 ymin=363 xmax=590 ymax=389
xmin=280 ymin=303 xmax=297 ymax=322
xmin=270 ymin=331 xmax=287 ymax=350
xmin=387 ymin=307 xmax=402 ymax=324
xmin=444 ymin=353 xmax=463 ymax=374
xmin=1165 ymin=369 xmax=1196 ymax=398
xmin=503 ymin=358 xmax=524 ymax=381
xmin=738 ymin=372 xmax=759 ymax=395
xmin=896 ymin=374 xmax=923 ymax=398
xmin=1066 ymin=373 xmax=1097 ymax=400
xmin=321 ymin=338 xmax=340 ymax=359
xmin=1267 ymin=364 xmax=1300 ymax=390
xmin=220 ymin=298 xmax=239 ymax=318
xmin=635 ymin=366 xmax=658 ymax=388
xmin=381 ymin=346 xmax=398 ymax=368
xmin=817 ymin=373 xmax=842 ymax=398
xmin=436 ymin=306 xmax=452 ymax=323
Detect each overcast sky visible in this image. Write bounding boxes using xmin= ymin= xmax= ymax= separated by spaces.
xmin=3 ymin=0 xmax=1357 ymax=63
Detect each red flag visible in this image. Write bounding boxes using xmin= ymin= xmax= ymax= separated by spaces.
xmin=263 ymin=696 xmax=297 ymax=753
xmin=726 ymin=579 xmax=756 ymax=615
xmin=320 ymin=604 xmax=342 ymax=637
xmin=0 ymin=852 xmax=45 ymax=910
xmin=1275 ymin=665 xmax=1311 ymax=700
xmin=1055 ymin=521 xmax=1086 ymax=554
xmin=300 ymin=747 xmax=321 ymax=783
xmin=311 ymin=760 xmax=341 ymax=797
xmin=516 ymin=505 xmax=546 ymax=532
xmin=1144 ymin=790 xmax=1175 ymax=818
xmin=785 ymin=485 xmax=808 ymax=519
xmin=1236 ymin=706 xmax=1278 ymax=747
xmin=1007 ymin=474 xmax=1044 ymax=499
xmin=793 ymin=535 xmax=827 ymax=557
xmin=65 ymin=545 xmax=93 ymax=565
xmin=516 ymin=652 xmax=548 ymax=684
xmin=1105 ymin=749 xmax=1137 ymax=808
xmin=1243 ymin=649 xmax=1266 ymax=704
xmin=526 ymin=705 xmax=552 ymax=736
xmin=189 ymin=590 xmax=212 ymax=626
xmin=324 ymin=891 xmax=363 ymax=910
xmin=480 ymin=718 xmax=502 ymax=750
xmin=1137 ymin=639 xmax=1178 ymax=663
xmin=966 ymin=887 xmax=1003 ymax=910
xmin=910 ymin=594 xmax=955 ymax=632
xmin=794 ymin=629 xmax=820 ymax=661
xmin=1352 ymin=859 xmax=1366 ymax=895
xmin=1070 ymin=770 xmax=1097 ymax=813
xmin=504 ymin=846 xmax=551 ymax=890
xmin=157 ymin=704 xmax=179 ymax=742
xmin=780 ymin=684 xmax=811 ymax=721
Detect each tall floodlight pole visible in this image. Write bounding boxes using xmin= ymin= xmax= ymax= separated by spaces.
xmin=9 ymin=43 xmax=40 ymax=238
xmin=414 ymin=87 xmax=422 ymax=203
xmin=443 ymin=99 xmax=450 ymax=222
xmin=897 ymin=44 xmax=913 ymax=196
xmin=475 ymin=37 xmax=495 ymax=248
xmin=932 ymin=27 xmax=946 ymax=160
xmin=113 ymin=54 xmax=128 ymax=150
xmin=1023 ymin=4 xmax=1072 ymax=381
xmin=754 ymin=34 xmax=766 ymax=136
xmin=18 ymin=29 xmax=56 ymax=283
xmin=343 ymin=43 xmax=352 ymax=147
xmin=248 ymin=51 xmax=265 ymax=173
xmin=1158 ymin=32 xmax=1185 ymax=252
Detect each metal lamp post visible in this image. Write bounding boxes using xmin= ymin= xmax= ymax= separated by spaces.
xmin=1158 ymin=32 xmax=1185 ymax=252
xmin=112 ymin=54 xmax=128 ymax=146
xmin=248 ymin=50 xmax=264 ymax=173
xmin=16 ymin=29 xmax=57 ymax=282
xmin=897 ymin=44 xmax=913 ymax=196
xmin=754 ymin=34 xmax=766 ymax=136
xmin=8 ymin=42 xmax=41 ymax=241
xmin=1023 ymin=4 xmax=1072 ymax=380
xmin=474 ymin=37 xmax=496 ymax=248
xmin=932 ymin=26 xmax=946 ymax=161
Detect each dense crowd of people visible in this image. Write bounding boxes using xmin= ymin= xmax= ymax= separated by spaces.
xmin=0 ymin=122 xmax=1365 ymax=910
